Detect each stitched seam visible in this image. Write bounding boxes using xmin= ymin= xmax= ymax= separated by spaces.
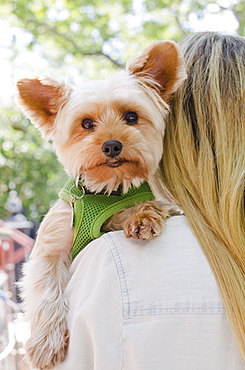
xmin=103 ymin=233 xmax=130 ymax=370
xmin=104 ymin=233 xmax=131 ymax=318
xmin=129 ymin=307 xmax=226 ymax=316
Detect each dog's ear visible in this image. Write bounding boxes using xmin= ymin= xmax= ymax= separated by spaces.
xmin=16 ymin=77 xmax=70 ymax=140
xmin=126 ymin=41 xmax=186 ymax=101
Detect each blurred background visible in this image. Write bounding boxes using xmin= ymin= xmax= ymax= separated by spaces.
xmin=0 ymin=0 xmax=244 ymax=369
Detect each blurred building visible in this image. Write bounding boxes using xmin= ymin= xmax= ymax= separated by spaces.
xmin=1 ymin=190 xmax=35 ymax=301
xmin=0 ymin=191 xmax=35 ymax=370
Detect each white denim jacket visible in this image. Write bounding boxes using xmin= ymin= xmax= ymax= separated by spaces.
xmin=55 ymin=216 xmax=244 ymax=370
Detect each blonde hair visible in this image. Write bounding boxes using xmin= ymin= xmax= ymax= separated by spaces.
xmin=159 ymin=32 xmax=245 ymax=361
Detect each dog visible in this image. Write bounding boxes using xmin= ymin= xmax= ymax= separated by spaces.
xmin=16 ymin=40 xmax=186 ymax=369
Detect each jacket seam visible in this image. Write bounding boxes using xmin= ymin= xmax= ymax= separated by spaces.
xmin=103 ymin=233 xmax=129 ymax=370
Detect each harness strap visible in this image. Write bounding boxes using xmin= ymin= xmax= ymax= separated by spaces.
xmin=59 ymin=179 xmax=155 ymax=259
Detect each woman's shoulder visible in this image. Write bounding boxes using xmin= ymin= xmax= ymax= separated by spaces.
xmin=66 ymin=216 xmax=244 ymax=369
xmin=71 ymin=215 xmax=223 ymax=316
xmin=100 ymin=216 xmax=224 ymax=316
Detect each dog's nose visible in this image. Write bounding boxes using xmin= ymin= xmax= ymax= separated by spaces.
xmin=102 ymin=140 xmax=122 ymax=158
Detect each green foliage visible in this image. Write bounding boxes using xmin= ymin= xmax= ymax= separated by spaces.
xmin=0 ymin=0 xmax=244 ymax=222
xmin=0 ymin=105 xmax=68 ymax=221
xmin=233 ymin=0 xmax=245 ymax=36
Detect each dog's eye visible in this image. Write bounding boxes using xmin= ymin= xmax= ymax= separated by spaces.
xmin=124 ymin=111 xmax=138 ymax=125
xmin=82 ymin=118 xmax=94 ymax=129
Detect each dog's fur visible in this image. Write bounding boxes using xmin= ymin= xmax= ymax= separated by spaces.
xmin=16 ymin=41 xmax=186 ymax=369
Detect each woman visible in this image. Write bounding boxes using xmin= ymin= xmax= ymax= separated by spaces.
xmin=159 ymin=31 xmax=245 ymax=363
xmin=55 ymin=32 xmax=245 ymax=369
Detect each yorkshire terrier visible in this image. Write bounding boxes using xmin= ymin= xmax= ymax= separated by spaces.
xmin=16 ymin=40 xmax=186 ymax=369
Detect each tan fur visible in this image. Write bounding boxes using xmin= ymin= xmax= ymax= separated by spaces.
xmin=103 ymin=200 xmax=180 ymax=240
xmin=16 ymin=77 xmax=70 ymax=140
xmin=16 ymin=41 xmax=186 ymax=369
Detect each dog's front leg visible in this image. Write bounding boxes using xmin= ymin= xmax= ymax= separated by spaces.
xmin=103 ymin=200 xmax=180 ymax=240
xmin=20 ymin=199 xmax=73 ymax=369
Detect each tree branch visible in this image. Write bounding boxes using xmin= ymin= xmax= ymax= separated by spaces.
xmin=171 ymin=0 xmax=188 ymax=37
xmin=24 ymin=19 xmax=123 ymax=68
xmin=79 ymin=50 xmax=123 ymax=68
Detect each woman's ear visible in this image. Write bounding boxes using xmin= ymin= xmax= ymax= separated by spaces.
xmin=126 ymin=40 xmax=186 ymax=101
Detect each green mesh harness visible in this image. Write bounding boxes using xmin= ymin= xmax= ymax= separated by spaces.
xmin=59 ymin=179 xmax=155 ymax=259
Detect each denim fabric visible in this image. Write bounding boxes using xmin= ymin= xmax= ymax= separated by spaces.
xmin=55 ymin=216 xmax=244 ymax=370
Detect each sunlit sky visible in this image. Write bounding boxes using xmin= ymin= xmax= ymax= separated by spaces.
xmin=0 ymin=5 xmax=239 ymax=106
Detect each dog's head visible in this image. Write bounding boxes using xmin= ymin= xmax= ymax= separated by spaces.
xmin=16 ymin=41 xmax=186 ymax=193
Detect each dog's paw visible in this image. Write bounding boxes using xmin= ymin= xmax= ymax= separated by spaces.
xmin=123 ymin=201 xmax=169 ymax=240
xmin=24 ymin=328 xmax=69 ymax=369
xmin=123 ymin=215 xmax=162 ymax=240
